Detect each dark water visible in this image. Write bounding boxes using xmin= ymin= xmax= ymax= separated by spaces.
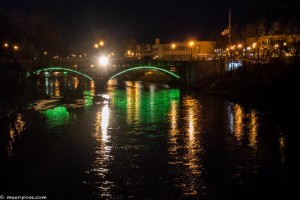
xmin=0 ymin=81 xmax=292 ymax=199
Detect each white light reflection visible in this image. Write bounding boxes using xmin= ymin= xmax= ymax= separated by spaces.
xmin=89 ymin=104 xmax=112 ymax=198
xmin=101 ymin=104 xmax=110 ymax=142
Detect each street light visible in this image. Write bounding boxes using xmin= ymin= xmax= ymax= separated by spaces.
xmin=99 ymin=40 xmax=104 ymax=47
xmin=3 ymin=43 xmax=9 ymax=48
xmin=13 ymin=45 xmax=19 ymax=51
xmin=189 ymin=41 xmax=194 ymax=60
xmin=171 ymin=43 xmax=176 ymax=61
xmin=98 ymin=56 xmax=109 ymax=67
xmin=252 ymin=42 xmax=260 ymax=63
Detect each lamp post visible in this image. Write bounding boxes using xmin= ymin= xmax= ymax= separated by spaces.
xmin=252 ymin=42 xmax=259 ymax=64
xmin=189 ymin=41 xmax=194 ymax=61
xmin=171 ymin=43 xmax=176 ymax=61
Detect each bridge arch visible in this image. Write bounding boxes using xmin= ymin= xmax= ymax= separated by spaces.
xmin=25 ymin=67 xmax=94 ymax=81
xmin=109 ymin=66 xmax=180 ymax=80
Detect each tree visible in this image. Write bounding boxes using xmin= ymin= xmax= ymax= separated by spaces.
xmin=4 ymin=11 xmax=64 ymax=66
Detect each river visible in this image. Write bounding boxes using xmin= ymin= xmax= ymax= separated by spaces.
xmin=0 ymin=79 xmax=292 ymax=199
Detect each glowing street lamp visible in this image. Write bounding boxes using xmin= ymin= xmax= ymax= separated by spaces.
xmin=171 ymin=43 xmax=176 ymax=60
xmin=99 ymin=40 xmax=104 ymax=47
xmin=189 ymin=41 xmax=195 ymax=60
xmin=98 ymin=56 xmax=109 ymax=67
xmin=13 ymin=45 xmax=19 ymax=51
xmin=3 ymin=43 xmax=9 ymax=48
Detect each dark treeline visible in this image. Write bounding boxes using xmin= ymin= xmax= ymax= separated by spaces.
xmin=0 ymin=11 xmax=64 ymax=65
xmin=0 ymin=11 xmax=65 ymax=115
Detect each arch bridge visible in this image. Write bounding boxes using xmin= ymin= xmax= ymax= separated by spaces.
xmin=26 ymin=59 xmax=217 ymax=86
xmin=26 ymin=64 xmax=186 ymax=84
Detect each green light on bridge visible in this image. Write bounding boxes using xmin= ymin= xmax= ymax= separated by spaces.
xmin=109 ymin=66 xmax=180 ymax=80
xmin=26 ymin=67 xmax=93 ymax=81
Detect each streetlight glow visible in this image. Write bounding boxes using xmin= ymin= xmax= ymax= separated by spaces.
xmin=189 ymin=41 xmax=194 ymax=47
xmin=98 ymin=56 xmax=109 ymax=66
xmin=99 ymin=41 xmax=104 ymax=46
xmin=13 ymin=45 xmax=19 ymax=50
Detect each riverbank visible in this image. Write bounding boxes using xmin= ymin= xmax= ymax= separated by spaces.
xmin=198 ymin=62 xmax=299 ymax=127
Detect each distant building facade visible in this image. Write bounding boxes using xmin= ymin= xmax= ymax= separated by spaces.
xmin=136 ymin=44 xmax=153 ymax=58
xmin=152 ymin=38 xmax=215 ymax=61
xmin=246 ymin=34 xmax=300 ymax=58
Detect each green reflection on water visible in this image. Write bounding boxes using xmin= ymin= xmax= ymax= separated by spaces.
xmin=84 ymin=90 xmax=94 ymax=107
xmin=109 ymin=85 xmax=180 ymax=127
xmin=42 ymin=106 xmax=72 ymax=127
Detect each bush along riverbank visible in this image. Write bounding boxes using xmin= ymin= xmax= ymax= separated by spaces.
xmin=0 ymin=63 xmax=36 ymax=117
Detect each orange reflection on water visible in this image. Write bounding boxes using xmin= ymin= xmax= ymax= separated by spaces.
xmin=54 ymin=77 xmax=61 ymax=97
xmin=91 ymin=80 xmax=95 ymax=89
xmin=278 ymin=135 xmax=286 ymax=164
xmin=54 ymin=77 xmax=60 ymax=87
xmin=125 ymin=82 xmax=141 ymax=125
xmin=234 ymin=104 xmax=244 ymax=144
xmin=54 ymin=87 xmax=60 ymax=97
xmin=126 ymin=87 xmax=133 ymax=124
xmin=169 ymin=100 xmax=179 ymax=136
xmin=248 ymin=111 xmax=258 ymax=150
xmin=73 ymin=77 xmax=79 ymax=89
xmin=184 ymin=97 xmax=201 ymax=173
xmin=7 ymin=113 xmax=25 ymax=156
xmin=182 ymin=97 xmax=202 ymax=196
xmin=168 ymin=100 xmax=179 ymax=154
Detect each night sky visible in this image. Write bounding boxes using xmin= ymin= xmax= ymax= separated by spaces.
xmin=2 ymin=0 xmax=255 ymax=44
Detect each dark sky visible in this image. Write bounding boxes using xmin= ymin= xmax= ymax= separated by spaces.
xmin=2 ymin=0 xmax=255 ymax=44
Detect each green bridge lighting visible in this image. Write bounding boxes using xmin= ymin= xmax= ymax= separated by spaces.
xmin=26 ymin=67 xmax=94 ymax=81
xmin=109 ymin=66 xmax=180 ymax=79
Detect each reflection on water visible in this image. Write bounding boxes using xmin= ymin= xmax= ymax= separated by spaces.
xmin=42 ymin=106 xmax=74 ymax=128
xmin=182 ymin=96 xmax=203 ymax=196
xmin=228 ymin=103 xmax=259 ymax=150
xmin=279 ymin=135 xmax=286 ymax=164
xmin=0 ymin=80 xmax=291 ymax=199
xmin=125 ymin=83 xmax=141 ymax=125
xmin=249 ymin=111 xmax=258 ymax=150
xmin=90 ymin=103 xmax=113 ymax=198
xmin=41 ymin=75 xmax=95 ymax=98
xmin=234 ymin=104 xmax=244 ymax=143
xmin=7 ymin=113 xmax=26 ymax=156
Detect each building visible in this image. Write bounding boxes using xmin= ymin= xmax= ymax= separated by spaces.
xmin=246 ymin=34 xmax=300 ymax=58
xmin=136 ymin=44 xmax=153 ymax=59
xmin=152 ymin=38 xmax=215 ymax=61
